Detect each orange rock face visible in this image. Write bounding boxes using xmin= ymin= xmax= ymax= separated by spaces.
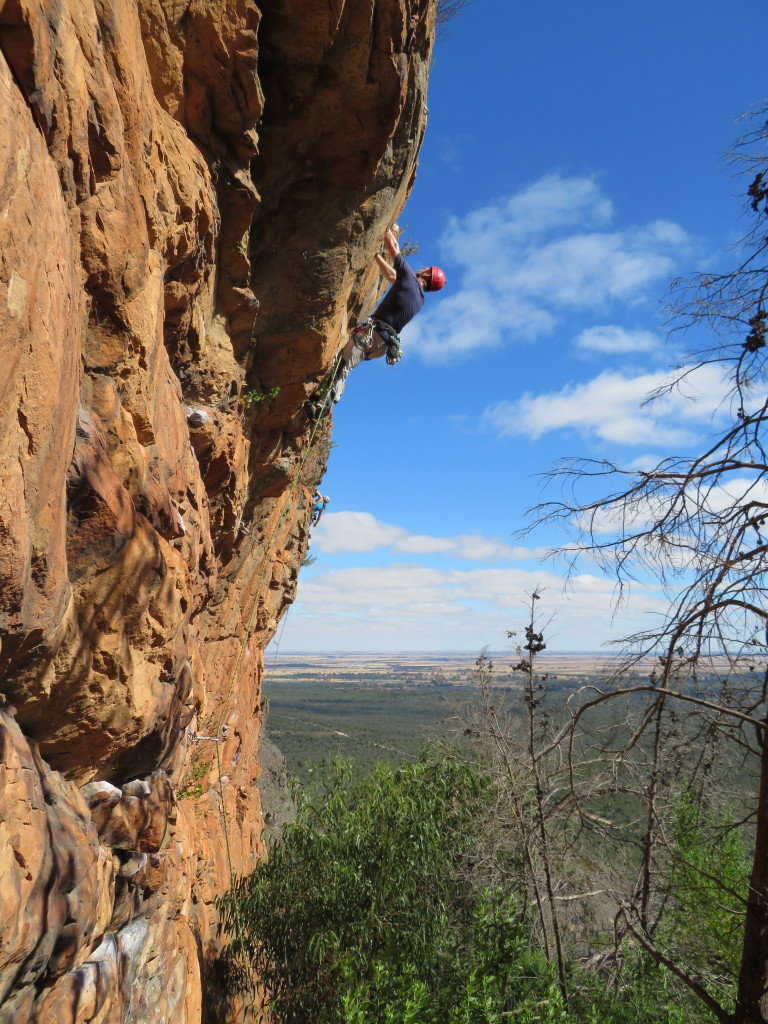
xmin=0 ymin=0 xmax=434 ymax=1019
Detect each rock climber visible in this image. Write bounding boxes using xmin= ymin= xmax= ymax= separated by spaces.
xmin=306 ymin=227 xmax=446 ymax=418
xmin=311 ymin=491 xmax=329 ymax=526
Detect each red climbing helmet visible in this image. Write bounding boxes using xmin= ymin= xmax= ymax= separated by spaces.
xmin=425 ymin=266 xmax=446 ymax=291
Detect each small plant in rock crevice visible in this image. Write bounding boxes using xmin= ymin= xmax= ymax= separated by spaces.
xmin=177 ymin=757 xmax=210 ymax=800
xmin=241 ymin=384 xmax=281 ymax=412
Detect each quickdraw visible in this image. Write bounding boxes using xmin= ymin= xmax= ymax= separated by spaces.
xmin=350 ymin=318 xmax=377 ymax=353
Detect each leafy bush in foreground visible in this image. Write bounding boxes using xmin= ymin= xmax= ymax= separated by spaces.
xmin=217 ymin=749 xmax=556 ymax=1022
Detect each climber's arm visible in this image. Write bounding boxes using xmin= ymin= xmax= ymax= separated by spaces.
xmin=375 ymin=253 xmax=397 ymax=283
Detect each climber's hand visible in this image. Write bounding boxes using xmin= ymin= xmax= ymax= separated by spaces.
xmin=383 ymin=229 xmax=400 ymax=260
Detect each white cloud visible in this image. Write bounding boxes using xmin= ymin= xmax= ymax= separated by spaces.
xmin=389 ymin=533 xmax=457 ymax=555
xmin=575 ymin=325 xmax=661 ymax=354
xmin=566 ymin=474 xmax=768 ymax=552
xmin=312 ymin=512 xmax=406 ymax=553
xmin=281 ymin=562 xmax=667 ymax=651
xmin=408 ymin=175 xmax=691 ymax=363
xmin=312 ymin=512 xmax=546 ymax=562
xmin=483 ymin=363 xmax=730 ymax=446
xmin=628 ymin=453 xmax=668 ymax=471
xmin=699 ymin=475 xmax=768 ymax=515
xmin=501 ymin=230 xmax=676 ymax=307
xmin=407 ymin=287 xmax=555 ymax=361
xmin=441 ymin=176 xmax=614 ymax=264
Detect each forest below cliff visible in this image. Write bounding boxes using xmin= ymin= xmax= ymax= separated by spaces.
xmin=220 ymin=634 xmax=757 ymax=1023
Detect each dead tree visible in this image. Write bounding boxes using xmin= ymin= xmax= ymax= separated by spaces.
xmin=522 ymin=109 xmax=768 ymax=1024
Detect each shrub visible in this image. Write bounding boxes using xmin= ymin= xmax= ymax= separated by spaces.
xmin=217 ymin=749 xmax=554 ymax=1022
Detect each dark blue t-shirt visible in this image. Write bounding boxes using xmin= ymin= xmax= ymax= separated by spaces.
xmin=372 ymin=253 xmax=424 ymax=334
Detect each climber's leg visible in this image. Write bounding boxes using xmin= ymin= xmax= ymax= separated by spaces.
xmin=308 ymin=333 xmax=369 ymax=418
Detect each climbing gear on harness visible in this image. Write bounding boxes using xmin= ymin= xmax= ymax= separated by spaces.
xmin=360 ymin=319 xmax=405 ymax=372
xmin=350 ymin=319 xmax=377 ymax=355
xmin=374 ymin=319 xmax=403 ymax=365
xmin=424 ymin=266 xmax=446 ymax=292
xmin=385 ymin=339 xmax=401 ymax=365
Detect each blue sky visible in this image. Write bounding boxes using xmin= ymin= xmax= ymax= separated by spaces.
xmin=275 ymin=0 xmax=768 ymax=654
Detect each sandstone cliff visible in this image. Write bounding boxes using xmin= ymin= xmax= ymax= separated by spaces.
xmin=0 ymin=0 xmax=435 ymax=1018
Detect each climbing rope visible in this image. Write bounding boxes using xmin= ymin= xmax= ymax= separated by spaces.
xmin=212 ymin=350 xmax=343 ymax=747
xmin=271 ymin=606 xmax=291 ymax=666
xmin=205 ymin=349 xmax=344 ymax=1004
xmin=213 ymin=361 xmax=341 ymax=764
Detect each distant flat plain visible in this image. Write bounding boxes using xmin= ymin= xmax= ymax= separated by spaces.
xmin=267 ymin=650 xmax=637 ymax=686
xmin=262 ymin=651 xmax=650 ymax=784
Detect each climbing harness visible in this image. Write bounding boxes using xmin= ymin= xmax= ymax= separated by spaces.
xmin=352 ymin=317 xmax=403 ymax=365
